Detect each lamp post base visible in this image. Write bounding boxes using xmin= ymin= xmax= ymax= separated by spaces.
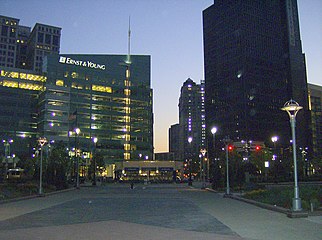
xmin=223 ymin=193 xmax=232 ymax=198
xmin=292 ymin=198 xmax=302 ymax=212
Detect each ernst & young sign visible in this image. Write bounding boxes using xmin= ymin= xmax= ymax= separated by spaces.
xmin=59 ymin=56 xmax=106 ymax=70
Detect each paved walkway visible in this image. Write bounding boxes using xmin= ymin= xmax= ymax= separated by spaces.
xmin=0 ymin=183 xmax=321 ymax=240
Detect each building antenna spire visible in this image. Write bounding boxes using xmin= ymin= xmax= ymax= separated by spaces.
xmin=127 ymin=16 xmax=131 ymax=64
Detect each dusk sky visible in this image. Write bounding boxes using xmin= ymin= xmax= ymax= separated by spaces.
xmin=2 ymin=0 xmax=321 ymax=153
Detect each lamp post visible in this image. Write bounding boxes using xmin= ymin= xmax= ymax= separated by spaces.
xmin=2 ymin=139 xmax=13 ymax=180
xmin=200 ymin=148 xmax=207 ymax=189
xmin=75 ymin=127 xmax=81 ymax=189
xmin=38 ymin=137 xmax=47 ymax=196
xmin=211 ymin=127 xmax=217 ymax=181
xmin=281 ymin=100 xmax=302 ymax=211
xmin=271 ymin=136 xmax=279 ymax=182
xmin=223 ymin=136 xmax=231 ymax=196
xmin=271 ymin=136 xmax=278 ymax=159
xmin=188 ymin=136 xmax=193 ymax=186
xmin=92 ymin=137 xmax=98 ymax=186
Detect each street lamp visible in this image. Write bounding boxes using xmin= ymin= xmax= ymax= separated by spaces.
xmin=223 ymin=136 xmax=231 ymax=196
xmin=271 ymin=136 xmax=279 ymax=182
xmin=38 ymin=137 xmax=47 ymax=196
xmin=92 ymin=137 xmax=98 ymax=186
xmin=2 ymin=139 xmax=13 ymax=180
xmin=281 ymin=99 xmax=302 ymax=211
xmin=210 ymin=127 xmax=217 ymax=180
xmin=271 ymin=136 xmax=278 ymax=160
xmin=200 ymin=148 xmax=207 ymax=189
xmin=188 ymin=136 xmax=193 ymax=186
xmin=75 ymin=127 xmax=81 ymax=189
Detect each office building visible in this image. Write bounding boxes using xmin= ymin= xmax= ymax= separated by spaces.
xmin=203 ymin=0 xmax=311 ymax=155
xmin=308 ymin=83 xmax=322 ymax=165
xmin=27 ymin=23 xmax=61 ymax=73
xmin=178 ymin=78 xmax=206 ymax=157
xmin=0 ymin=15 xmax=61 ymax=72
xmin=42 ymin=54 xmax=153 ymax=169
xmin=169 ymin=123 xmax=180 ymax=154
xmin=0 ymin=15 xmax=19 ymax=68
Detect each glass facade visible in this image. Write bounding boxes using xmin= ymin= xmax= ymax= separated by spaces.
xmin=41 ymin=54 xmax=153 ymax=165
xmin=0 ymin=67 xmax=44 ymax=157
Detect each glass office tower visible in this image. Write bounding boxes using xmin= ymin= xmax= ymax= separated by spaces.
xmin=41 ymin=54 xmax=153 ymax=166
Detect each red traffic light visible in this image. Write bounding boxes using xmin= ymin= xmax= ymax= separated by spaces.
xmin=228 ymin=145 xmax=233 ymax=151
xmin=255 ymin=146 xmax=261 ymax=151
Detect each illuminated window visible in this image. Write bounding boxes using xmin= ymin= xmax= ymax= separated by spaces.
xmin=124 ymin=107 xmax=131 ymax=114
xmin=92 ymin=85 xmax=112 ymax=93
xmin=124 ymin=152 xmax=130 ymax=160
xmin=71 ymin=72 xmax=78 ymax=78
xmin=71 ymin=83 xmax=83 ymax=89
xmin=19 ymin=82 xmax=43 ymax=90
xmin=124 ymin=89 xmax=131 ymax=95
xmin=124 ymin=80 xmax=131 ymax=87
xmin=3 ymin=80 xmax=18 ymax=88
xmin=8 ymin=71 xmax=19 ymax=78
xmin=56 ymin=79 xmax=64 ymax=86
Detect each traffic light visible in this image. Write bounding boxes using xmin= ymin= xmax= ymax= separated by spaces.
xmin=255 ymin=145 xmax=261 ymax=151
xmin=228 ymin=145 xmax=233 ymax=151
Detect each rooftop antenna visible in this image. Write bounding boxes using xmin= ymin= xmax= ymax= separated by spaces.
xmin=126 ymin=16 xmax=131 ymax=64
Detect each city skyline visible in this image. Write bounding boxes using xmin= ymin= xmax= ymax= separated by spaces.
xmin=2 ymin=0 xmax=321 ymax=153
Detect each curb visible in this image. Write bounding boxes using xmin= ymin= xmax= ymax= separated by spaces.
xmin=0 ymin=187 xmax=76 ymax=205
xmin=205 ymin=188 xmax=315 ymax=218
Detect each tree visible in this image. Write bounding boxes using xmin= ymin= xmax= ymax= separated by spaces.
xmin=89 ymin=151 xmax=105 ymax=180
xmin=45 ymin=141 xmax=70 ymax=189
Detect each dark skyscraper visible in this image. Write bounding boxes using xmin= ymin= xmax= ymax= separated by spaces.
xmin=203 ymin=0 xmax=310 ymax=151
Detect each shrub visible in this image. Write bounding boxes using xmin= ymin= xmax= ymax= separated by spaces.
xmin=243 ymin=185 xmax=321 ymax=210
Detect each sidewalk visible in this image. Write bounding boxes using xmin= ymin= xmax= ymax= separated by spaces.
xmin=184 ymin=184 xmax=322 ymax=240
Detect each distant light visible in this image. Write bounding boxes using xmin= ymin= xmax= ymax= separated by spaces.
xmin=75 ymin=128 xmax=81 ymax=135
xmin=237 ymin=70 xmax=243 ymax=78
xmin=211 ymin=127 xmax=217 ymax=135
xmin=271 ymin=136 xmax=278 ymax=143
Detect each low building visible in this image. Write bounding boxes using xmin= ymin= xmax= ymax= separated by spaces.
xmin=115 ymin=160 xmax=183 ymax=182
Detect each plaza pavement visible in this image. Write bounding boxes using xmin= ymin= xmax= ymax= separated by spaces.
xmin=0 ymin=182 xmax=321 ymax=240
